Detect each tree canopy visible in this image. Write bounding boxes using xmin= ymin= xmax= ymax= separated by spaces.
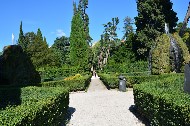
xmin=135 ymin=0 xmax=178 ymax=57
xmin=51 ymin=36 xmax=70 ymax=65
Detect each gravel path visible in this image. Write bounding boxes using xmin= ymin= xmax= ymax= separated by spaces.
xmin=87 ymin=75 xmax=107 ymax=92
xmin=66 ymin=76 xmax=145 ymax=126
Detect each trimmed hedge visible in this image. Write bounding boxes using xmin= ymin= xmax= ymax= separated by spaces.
xmin=41 ymin=75 xmax=91 ymax=92
xmin=38 ymin=65 xmax=88 ymax=82
xmin=0 ymin=86 xmax=69 ymax=126
xmin=98 ymin=73 xmax=118 ymax=89
xmin=133 ymin=73 xmax=190 ymax=125
xmin=98 ymin=73 xmax=175 ymax=88
xmin=152 ymin=34 xmax=171 ymax=74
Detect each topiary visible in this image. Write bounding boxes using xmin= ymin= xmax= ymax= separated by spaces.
xmin=152 ymin=34 xmax=171 ymax=74
xmin=0 ymin=45 xmax=41 ymax=86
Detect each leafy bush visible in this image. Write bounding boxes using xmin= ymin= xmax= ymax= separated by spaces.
xmin=38 ymin=65 xmax=84 ymax=82
xmin=103 ymin=60 xmax=148 ymax=73
xmin=0 ymin=86 xmax=69 ymax=126
xmin=133 ymin=73 xmax=190 ymax=125
xmin=0 ymin=87 xmax=22 ymax=109
xmin=98 ymin=73 xmax=177 ymax=88
xmin=173 ymin=32 xmax=190 ymax=72
xmin=41 ymin=75 xmax=91 ymax=92
xmin=152 ymin=34 xmax=171 ymax=74
xmin=98 ymin=73 xmax=118 ymax=89
xmin=152 ymin=33 xmax=190 ymax=74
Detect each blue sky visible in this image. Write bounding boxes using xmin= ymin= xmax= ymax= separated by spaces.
xmin=0 ymin=0 xmax=189 ymax=51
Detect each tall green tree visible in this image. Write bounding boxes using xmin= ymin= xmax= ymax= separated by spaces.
xmin=96 ymin=17 xmax=120 ymax=70
xmin=78 ymin=0 xmax=92 ymax=45
xmin=135 ymin=0 xmax=178 ymax=57
xmin=27 ymin=29 xmax=53 ymax=68
xmin=36 ymin=28 xmax=44 ymax=43
xmin=24 ymin=32 xmax=36 ymax=44
xmin=70 ymin=12 xmax=89 ymax=70
xmin=18 ymin=21 xmax=26 ymax=51
xmin=73 ymin=1 xmax=77 ymax=15
xmin=102 ymin=17 xmax=120 ymax=47
xmin=123 ymin=16 xmax=134 ymax=41
xmin=51 ymin=36 xmax=70 ymax=65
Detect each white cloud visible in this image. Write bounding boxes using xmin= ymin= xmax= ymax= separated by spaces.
xmin=56 ymin=29 xmax=66 ymax=37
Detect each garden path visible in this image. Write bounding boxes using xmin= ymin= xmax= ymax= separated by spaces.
xmin=87 ymin=75 xmax=107 ymax=92
xmin=65 ymin=75 xmax=145 ymax=126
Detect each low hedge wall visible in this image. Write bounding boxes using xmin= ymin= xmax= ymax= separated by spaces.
xmin=0 ymin=86 xmax=69 ymax=126
xmin=38 ymin=66 xmax=91 ymax=82
xmin=133 ymin=73 xmax=190 ymax=125
xmin=98 ymin=73 xmax=118 ymax=89
xmin=98 ymin=73 xmax=175 ymax=88
xmin=41 ymin=75 xmax=91 ymax=91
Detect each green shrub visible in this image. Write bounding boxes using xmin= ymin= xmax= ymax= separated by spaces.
xmin=173 ymin=32 xmax=190 ymax=72
xmin=98 ymin=73 xmax=118 ymax=89
xmin=152 ymin=34 xmax=171 ymax=74
xmin=152 ymin=33 xmax=190 ymax=74
xmin=0 ymin=87 xmax=22 ymax=109
xmin=118 ymin=71 xmax=150 ymax=76
xmin=133 ymin=73 xmax=190 ymax=125
xmin=98 ymin=73 xmax=177 ymax=88
xmin=0 ymin=86 xmax=69 ymax=126
xmin=103 ymin=60 xmax=148 ymax=73
xmin=41 ymin=75 xmax=91 ymax=92
xmin=38 ymin=65 xmax=84 ymax=82
xmin=64 ymin=73 xmax=82 ymax=80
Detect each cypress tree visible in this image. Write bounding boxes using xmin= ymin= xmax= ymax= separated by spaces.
xmin=73 ymin=1 xmax=77 ymax=15
xmin=18 ymin=21 xmax=26 ymax=51
xmin=70 ymin=12 xmax=89 ymax=70
xmin=78 ymin=0 xmax=92 ymax=45
xmin=27 ymin=28 xmax=50 ymax=68
xmin=36 ymin=28 xmax=43 ymax=42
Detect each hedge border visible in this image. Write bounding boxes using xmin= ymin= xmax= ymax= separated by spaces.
xmin=0 ymin=87 xmax=69 ymax=126
xmin=98 ymin=73 xmax=176 ymax=89
xmin=41 ymin=75 xmax=91 ymax=92
xmin=133 ymin=73 xmax=190 ymax=125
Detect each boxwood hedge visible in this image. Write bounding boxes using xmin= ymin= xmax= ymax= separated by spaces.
xmin=133 ymin=73 xmax=190 ymax=125
xmin=0 ymin=86 xmax=69 ymax=126
xmin=98 ymin=73 xmax=175 ymax=88
xmin=41 ymin=75 xmax=91 ymax=91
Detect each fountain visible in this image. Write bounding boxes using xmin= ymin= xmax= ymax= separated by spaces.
xmin=151 ymin=22 xmax=189 ymax=74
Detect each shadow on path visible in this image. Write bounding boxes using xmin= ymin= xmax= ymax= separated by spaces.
xmin=62 ymin=107 xmax=76 ymax=126
xmin=129 ymin=105 xmax=150 ymax=126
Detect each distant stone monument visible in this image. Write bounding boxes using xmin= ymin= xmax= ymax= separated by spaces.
xmin=184 ymin=63 xmax=190 ymax=93
xmin=12 ymin=33 xmax=15 ymax=45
